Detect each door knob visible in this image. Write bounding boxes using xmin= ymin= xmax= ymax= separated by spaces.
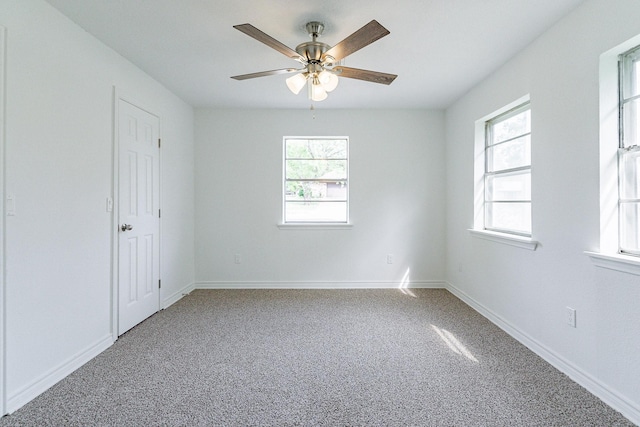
xmin=121 ymin=224 xmax=133 ymax=232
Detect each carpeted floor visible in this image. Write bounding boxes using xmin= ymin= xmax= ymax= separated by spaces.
xmin=0 ymin=289 xmax=634 ymax=426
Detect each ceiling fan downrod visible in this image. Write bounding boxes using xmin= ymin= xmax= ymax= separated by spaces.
xmin=306 ymin=21 xmax=324 ymax=41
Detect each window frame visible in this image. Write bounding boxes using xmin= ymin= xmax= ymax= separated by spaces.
xmin=482 ymin=101 xmax=532 ymax=237
xmin=282 ymin=136 xmax=349 ymax=224
xmin=618 ymin=46 xmax=640 ymax=256
xmin=586 ymin=35 xmax=640 ymax=273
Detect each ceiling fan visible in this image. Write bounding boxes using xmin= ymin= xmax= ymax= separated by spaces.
xmin=231 ymin=20 xmax=397 ymax=101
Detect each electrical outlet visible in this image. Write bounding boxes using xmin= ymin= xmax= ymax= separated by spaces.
xmin=386 ymin=254 xmax=393 ymax=264
xmin=234 ymin=254 xmax=241 ymax=264
xmin=566 ymin=307 xmax=576 ymax=328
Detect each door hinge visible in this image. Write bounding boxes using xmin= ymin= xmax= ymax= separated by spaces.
xmin=158 ymin=279 xmax=161 ymax=289
xmin=158 ymin=138 xmax=161 ymax=148
xmin=159 ymin=209 xmax=161 ymax=218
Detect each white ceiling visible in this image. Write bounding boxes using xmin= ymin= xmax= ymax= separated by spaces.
xmin=44 ymin=0 xmax=585 ymax=109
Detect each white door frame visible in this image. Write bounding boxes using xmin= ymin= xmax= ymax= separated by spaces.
xmin=0 ymin=24 xmax=7 ymax=416
xmin=111 ymin=90 xmax=161 ymax=340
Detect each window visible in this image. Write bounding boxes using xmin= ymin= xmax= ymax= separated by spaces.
xmin=587 ymin=36 xmax=640 ymax=272
xmin=483 ymin=102 xmax=532 ymax=236
xmin=283 ymin=137 xmax=348 ymax=223
xmin=619 ymin=46 xmax=640 ymax=255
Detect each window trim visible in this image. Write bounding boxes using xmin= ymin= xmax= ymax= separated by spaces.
xmin=585 ymin=251 xmax=640 ymax=276
xmin=469 ymin=229 xmax=539 ymax=251
xmin=282 ymin=136 xmax=350 ymax=225
xmin=277 ymin=223 xmax=353 ymax=230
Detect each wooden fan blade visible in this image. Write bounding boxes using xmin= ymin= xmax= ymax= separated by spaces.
xmin=324 ymin=20 xmax=390 ymax=62
xmin=231 ymin=68 xmax=300 ymax=80
xmin=334 ymin=66 xmax=397 ymax=85
xmin=234 ymin=24 xmax=301 ymax=59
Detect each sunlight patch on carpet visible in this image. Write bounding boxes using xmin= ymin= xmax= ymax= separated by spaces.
xmin=398 ymin=268 xmax=417 ymax=298
xmin=431 ymin=324 xmax=479 ymax=363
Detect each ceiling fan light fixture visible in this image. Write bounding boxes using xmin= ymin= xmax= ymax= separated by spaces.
xmin=318 ymin=70 xmax=339 ymax=92
xmin=286 ymin=72 xmax=308 ymax=95
xmin=310 ymin=79 xmax=328 ymax=101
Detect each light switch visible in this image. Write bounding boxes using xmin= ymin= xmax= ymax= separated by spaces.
xmin=6 ymin=194 xmax=15 ymax=216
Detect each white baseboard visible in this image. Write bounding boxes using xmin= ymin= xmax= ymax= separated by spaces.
xmin=196 ymin=280 xmax=446 ymax=290
xmin=445 ymin=282 xmax=640 ymax=426
xmin=6 ymin=334 xmax=113 ymax=414
xmin=162 ymin=281 xmax=196 ymax=309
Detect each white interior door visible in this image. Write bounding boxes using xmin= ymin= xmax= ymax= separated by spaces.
xmin=118 ymin=99 xmax=160 ymax=336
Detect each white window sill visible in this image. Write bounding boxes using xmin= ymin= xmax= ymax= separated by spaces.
xmin=277 ymin=223 xmax=353 ymax=230
xmin=584 ymin=251 xmax=640 ymax=276
xmin=468 ymin=229 xmax=539 ymax=251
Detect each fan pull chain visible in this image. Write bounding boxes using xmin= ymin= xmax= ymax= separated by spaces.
xmin=310 ymin=104 xmax=316 ymax=119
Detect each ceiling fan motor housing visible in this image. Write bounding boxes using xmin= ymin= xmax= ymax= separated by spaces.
xmin=295 ymin=21 xmax=331 ymax=64
xmin=296 ymin=41 xmax=330 ymax=63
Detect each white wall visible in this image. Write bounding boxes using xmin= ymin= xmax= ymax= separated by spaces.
xmin=195 ymin=109 xmax=445 ymax=288
xmin=1 ymin=0 xmax=195 ymax=412
xmin=3 ymin=0 xmax=638 ymax=421
xmin=445 ymin=0 xmax=640 ymax=422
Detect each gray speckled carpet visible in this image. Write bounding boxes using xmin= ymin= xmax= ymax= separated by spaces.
xmin=0 ymin=289 xmax=634 ymax=426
